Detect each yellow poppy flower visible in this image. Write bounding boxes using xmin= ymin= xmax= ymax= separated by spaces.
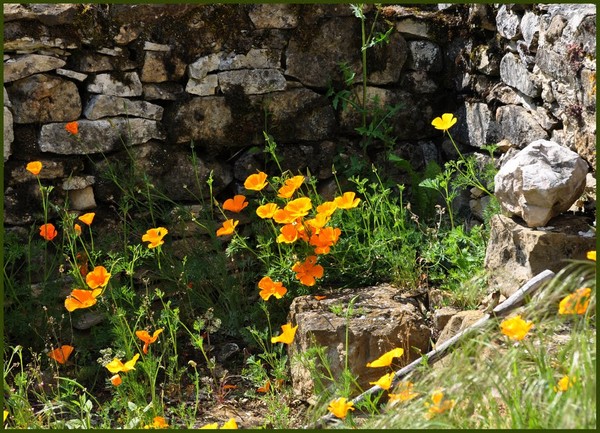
xmin=366 ymin=347 xmax=404 ymax=368
xmin=26 ymin=161 xmax=43 ymax=175
xmin=271 ymin=322 xmax=298 ymax=345
xmin=216 ymin=219 xmax=238 ymax=236
xmin=500 ymin=315 xmax=534 ymax=341
xmin=256 ymin=203 xmax=279 ymax=219
xmin=86 ymin=265 xmax=111 ymax=289
xmin=327 ymin=397 xmax=355 ymax=419
xmin=424 ymin=390 xmax=454 ymax=418
xmin=431 ymin=113 xmax=457 ymax=131
xmin=221 ymin=418 xmax=238 ymax=429
xmin=142 ymin=227 xmax=168 ymax=248
xmin=370 ymin=372 xmax=395 ymax=390
xmin=244 ymin=171 xmax=268 ymax=191
xmin=558 ymin=287 xmax=591 ymax=315
xmin=105 ymin=353 xmax=140 ymax=374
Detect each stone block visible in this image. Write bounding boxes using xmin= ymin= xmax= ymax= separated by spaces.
xmin=68 ymin=186 xmax=97 ymax=211
xmin=83 ymin=94 xmax=164 ymax=120
xmin=4 ymin=54 xmax=66 ymax=82
xmin=87 ymin=72 xmax=143 ymax=97
xmin=4 ymin=107 xmax=13 ymax=161
xmin=499 ymin=53 xmax=540 ymax=97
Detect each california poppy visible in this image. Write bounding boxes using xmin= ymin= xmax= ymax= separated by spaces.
xmin=256 ymin=202 xmax=279 ymax=219
xmin=366 ymin=347 xmax=404 ymax=368
xmin=277 ymin=175 xmax=304 ymax=198
xmin=271 ymin=322 xmax=298 ymax=345
xmin=291 ymin=255 xmax=323 ymax=286
xmin=39 ymin=223 xmax=58 ymax=241
xmin=309 ymin=226 xmax=341 ymax=254
xmin=284 ymin=197 xmax=312 ymax=219
xmin=142 ymin=227 xmax=168 ymax=248
xmin=136 ymin=328 xmax=164 ymax=354
xmin=554 ymin=375 xmax=576 ymax=392
xmin=221 ymin=418 xmax=238 ymax=429
xmin=388 ymin=382 xmax=419 ymax=405
xmin=105 ymin=353 xmax=140 ymax=374
xmin=500 ymin=315 xmax=534 ymax=341
xmin=26 ymin=161 xmax=43 ymax=175
xmin=65 ymin=121 xmax=79 ymax=135
xmin=272 ymin=209 xmax=296 ymax=224
xmin=48 ymin=345 xmax=74 ymax=364
xmin=277 ymin=223 xmax=306 ymax=244
xmin=558 ymin=287 xmax=591 ymax=315
xmin=244 ymin=171 xmax=268 ymax=191
xmin=258 ymin=276 xmax=287 ymax=301
xmin=370 ymin=372 xmax=395 ymax=390
xmin=216 ymin=219 xmax=238 ymax=236
xmin=327 ymin=397 xmax=355 ymax=419
xmin=425 ymin=390 xmax=455 ymax=418
xmin=78 ymin=212 xmax=95 ymax=226
xmin=146 ymin=416 xmax=169 ymax=429
xmin=74 ymin=223 xmax=82 ymax=236
xmin=223 ymin=195 xmax=248 ymax=213
xmin=86 ymin=265 xmax=111 ymax=289
xmin=64 ymin=288 xmax=101 ymax=312
xmin=431 ymin=113 xmax=457 ymax=132
xmin=334 ymin=192 xmax=360 ymax=209
xmin=110 ymin=374 xmax=122 ymax=386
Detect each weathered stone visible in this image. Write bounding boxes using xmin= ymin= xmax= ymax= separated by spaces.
xmin=218 ymin=69 xmax=286 ymax=95
xmin=500 ymin=53 xmax=540 ymax=97
xmin=39 ymin=118 xmax=165 ymax=154
xmin=485 ymin=214 xmax=596 ymax=297
xmin=3 ymin=4 xmax=79 ymax=26
xmin=286 ymin=16 xmax=361 ymax=88
xmin=395 ymin=17 xmax=438 ymax=40
xmin=83 ymin=95 xmax=164 ymax=120
xmin=367 ymin=32 xmax=407 ymax=85
xmin=219 ymin=48 xmax=281 ymax=71
xmin=143 ymin=83 xmax=185 ymax=100
xmin=87 ymin=72 xmax=143 ymax=97
xmin=494 ymin=139 xmax=588 ymax=227
xmin=472 ymin=45 xmax=500 ymax=76
xmin=68 ymin=186 xmax=97 ymax=211
xmin=73 ymin=311 xmax=104 ymax=330
xmin=496 ymin=4 xmax=522 ymax=40
xmin=170 ymin=97 xmax=235 ymax=145
xmin=520 ymin=11 xmax=540 ymax=50
xmin=433 ymin=306 xmax=460 ymax=335
xmin=140 ymin=51 xmax=186 ymax=83
xmin=114 ymin=24 xmax=142 ymax=45
xmin=543 ymin=14 xmax=568 ymax=45
xmin=6 ymin=74 xmax=81 ymax=123
xmin=4 ymin=107 xmax=13 ymax=161
xmin=461 ymin=101 xmax=501 ymax=148
xmin=466 ymin=4 xmax=496 ymax=31
xmin=496 ymin=105 xmax=548 ymax=148
xmin=143 ymin=42 xmax=170 ymax=52
xmin=436 ymin=310 xmax=485 ymax=346
xmin=248 ymin=4 xmax=299 ymax=29
xmin=55 ymin=68 xmax=88 ymax=82
xmin=9 ymin=158 xmax=85 ymax=183
xmin=4 ymin=54 xmax=66 ymax=83
xmin=185 ymin=75 xmax=219 ymax=96
xmin=62 ymin=176 xmax=95 ymax=191
xmin=399 ymin=71 xmax=438 ymax=94
xmin=288 ymin=284 xmax=431 ymax=398
xmin=406 ymin=40 xmax=442 ymax=72
xmin=188 ymin=53 xmax=222 ymax=80
xmin=263 ymin=88 xmax=336 ymax=142
xmin=4 ymin=87 xmax=11 ymax=107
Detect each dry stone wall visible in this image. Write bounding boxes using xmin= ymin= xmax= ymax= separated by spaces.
xmin=3 ymin=3 xmax=596 ymax=229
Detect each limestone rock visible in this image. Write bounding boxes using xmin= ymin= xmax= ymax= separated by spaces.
xmin=170 ymin=96 xmax=237 ymax=145
xmin=87 ymin=72 xmax=143 ymax=97
xmin=143 ymin=83 xmax=185 ymax=100
xmin=219 ymin=48 xmax=282 ymax=71
xmin=496 ymin=105 xmax=548 ymax=148
xmin=496 ymin=5 xmax=522 ymax=40
xmin=406 ymin=40 xmax=442 ymax=72
xmin=62 ymin=175 xmax=95 ymax=191
xmin=433 ymin=306 xmax=460 ymax=335
xmin=499 ymin=53 xmax=540 ymax=97
xmin=472 ymin=45 xmax=501 ymax=76
xmin=520 ymin=11 xmax=540 ymax=50
xmin=217 ymin=69 xmax=286 ymax=95
xmin=485 ymin=214 xmax=596 ymax=297
xmin=68 ymin=52 xmax=137 ymax=73
xmin=494 ymin=139 xmax=588 ymax=227
xmin=3 ymin=87 xmax=11 ymax=107
xmin=83 ymin=95 xmax=164 ymax=120
xmin=286 ymin=16 xmax=361 ymax=88
xmin=39 ymin=118 xmax=165 ymax=154
xmin=188 ymin=53 xmax=222 ymax=80
xmin=4 ymin=107 xmax=13 ymax=161
xmin=395 ymin=17 xmax=439 ymax=40
xmin=185 ymin=75 xmax=219 ymax=96
xmin=55 ymin=68 xmax=88 ymax=82
xmin=460 ymin=101 xmax=501 ymax=148
xmin=3 ymin=4 xmax=79 ymax=26
xmin=4 ymin=54 xmax=66 ymax=82
xmin=140 ymin=51 xmax=186 ymax=83
xmin=68 ymin=186 xmax=97 ymax=211
xmin=288 ymin=284 xmax=431 ymax=398
xmin=248 ymin=4 xmax=299 ymax=29
xmin=436 ymin=310 xmax=485 ymax=346
xmin=6 ymin=74 xmax=81 ymax=123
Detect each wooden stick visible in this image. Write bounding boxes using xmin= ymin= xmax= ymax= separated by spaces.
xmin=304 ymin=269 xmax=555 ymax=429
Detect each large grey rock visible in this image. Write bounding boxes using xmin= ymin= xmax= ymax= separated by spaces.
xmin=496 ymin=105 xmax=548 ymax=148
xmin=140 ymin=51 xmax=186 ymax=83
xmin=188 ymin=53 xmax=221 ymax=80
xmin=485 ymin=214 xmax=596 ymax=297
xmin=217 ymin=69 xmax=286 ymax=95
xmin=4 ymin=54 xmax=66 ymax=82
xmin=6 ymin=74 xmax=81 ymax=123
xmin=494 ymin=139 xmax=588 ymax=227
xmin=219 ymin=48 xmax=282 ymax=71
xmin=83 ymin=95 xmax=164 ymax=120
xmin=185 ymin=75 xmax=219 ymax=96
xmin=248 ymin=4 xmax=299 ymax=29
xmin=170 ymin=96 xmax=237 ymax=145
xmin=3 ymin=4 xmax=78 ymax=25
xmin=461 ymin=101 xmax=500 ymax=148
xmin=87 ymin=72 xmax=143 ymax=97
xmin=288 ymin=284 xmax=431 ymax=399
xmin=39 ymin=118 xmax=165 ymax=154
xmin=4 ymin=107 xmax=13 ymax=161
xmin=520 ymin=11 xmax=540 ymax=50
xmin=68 ymin=52 xmax=137 ymax=73
xmin=496 ymin=4 xmax=522 ymax=40
xmin=499 ymin=53 xmax=540 ymax=97
xmin=406 ymin=40 xmax=442 ymax=72
xmin=471 ymin=45 xmax=501 ymax=76
xmin=143 ymin=83 xmax=185 ymax=101
xmin=286 ymin=16 xmax=361 ymax=88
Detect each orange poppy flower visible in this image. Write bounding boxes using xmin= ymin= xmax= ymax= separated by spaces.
xmin=327 ymin=397 xmax=355 ymax=419
xmin=558 ymin=287 xmax=591 ymax=315
xmin=258 ymin=276 xmax=287 ymax=301
xmin=216 ymin=219 xmax=238 ymax=236
xmin=305 ymin=213 xmax=330 ymax=231
xmin=39 ymin=223 xmax=58 ymax=241
xmin=277 ymin=223 xmax=307 ymax=244
xmin=425 ymin=390 xmax=455 ymax=418
xmin=26 ymin=161 xmax=43 ymax=175
xmin=142 ymin=227 xmax=168 ymax=249
xmin=86 ymin=265 xmax=111 ymax=289
xmin=292 ymin=255 xmax=324 ymax=286
xmin=223 ymin=195 xmax=249 ymax=213
xmin=316 ymin=201 xmax=337 ymax=216
xmin=64 ymin=288 xmax=101 ymax=312
xmin=277 ymin=175 xmax=305 ymax=198
xmin=110 ymin=374 xmax=122 ymax=386
xmin=65 ymin=121 xmax=79 ymax=135
xmin=309 ymin=226 xmax=341 ymax=254
xmin=256 ymin=203 xmax=279 ymax=219
xmin=272 ymin=209 xmax=296 ymax=224
xmin=244 ymin=171 xmax=268 ymax=191
xmin=48 ymin=345 xmax=74 ymax=364
xmin=271 ymin=322 xmax=298 ymax=345
xmin=500 ymin=315 xmax=534 ymax=341
xmin=334 ymin=192 xmax=361 ymax=209
xmin=283 ymin=197 xmax=312 ymax=219
xmin=257 ymin=380 xmax=271 ymax=393
xmin=135 ymin=328 xmax=164 ymax=354
xmin=146 ymin=416 xmax=169 ymax=429
xmin=78 ymin=212 xmax=95 ymax=226
xmin=314 ymin=295 xmax=327 ymax=301
xmin=74 ymin=223 xmax=82 ymax=236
